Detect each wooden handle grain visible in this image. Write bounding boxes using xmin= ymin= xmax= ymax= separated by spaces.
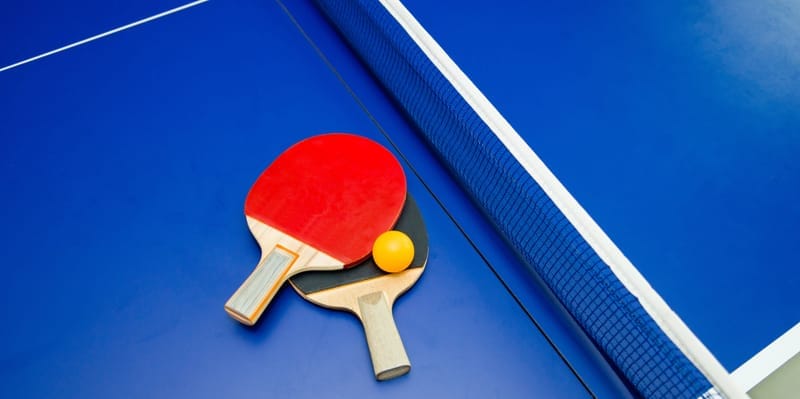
xmin=357 ymin=291 xmax=410 ymax=380
xmin=224 ymin=247 xmax=296 ymax=325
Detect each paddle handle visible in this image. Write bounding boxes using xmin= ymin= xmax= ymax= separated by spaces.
xmin=358 ymin=291 xmax=410 ymax=380
xmin=225 ymin=247 xmax=296 ymax=325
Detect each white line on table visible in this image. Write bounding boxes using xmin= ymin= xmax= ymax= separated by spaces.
xmin=0 ymin=0 xmax=209 ymax=73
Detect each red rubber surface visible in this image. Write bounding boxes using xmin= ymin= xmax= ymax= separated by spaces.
xmin=245 ymin=133 xmax=406 ymax=265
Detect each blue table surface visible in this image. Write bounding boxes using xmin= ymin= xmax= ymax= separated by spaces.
xmin=400 ymin=0 xmax=800 ymax=371
xmin=0 ymin=1 xmax=633 ymax=398
xmin=2 ymin=1 xmax=797 ymax=398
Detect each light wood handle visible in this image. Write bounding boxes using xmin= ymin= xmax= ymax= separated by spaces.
xmin=357 ymin=291 xmax=410 ymax=380
xmin=225 ymin=247 xmax=296 ymax=325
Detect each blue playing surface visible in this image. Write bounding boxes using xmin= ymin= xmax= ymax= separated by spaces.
xmin=1 ymin=1 xmax=797 ymax=397
xmin=400 ymin=0 xmax=800 ymax=370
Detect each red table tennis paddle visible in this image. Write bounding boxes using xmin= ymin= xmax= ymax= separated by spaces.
xmin=224 ymin=133 xmax=406 ymax=326
xmin=290 ymin=195 xmax=428 ymax=380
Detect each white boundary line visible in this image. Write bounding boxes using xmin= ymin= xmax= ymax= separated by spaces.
xmin=376 ymin=0 xmax=750 ymax=397
xmin=0 ymin=0 xmax=209 ymax=73
xmin=732 ymin=322 xmax=800 ymax=392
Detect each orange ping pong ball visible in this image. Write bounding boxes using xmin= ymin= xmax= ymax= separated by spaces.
xmin=373 ymin=230 xmax=415 ymax=273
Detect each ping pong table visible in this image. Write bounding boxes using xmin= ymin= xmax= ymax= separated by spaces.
xmin=1 ymin=1 xmax=797 ymax=398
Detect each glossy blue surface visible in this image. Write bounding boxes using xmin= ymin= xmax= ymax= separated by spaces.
xmin=403 ymin=0 xmax=800 ymax=370
xmin=0 ymin=1 xmax=632 ymax=398
xmin=0 ymin=0 xmax=190 ymax=67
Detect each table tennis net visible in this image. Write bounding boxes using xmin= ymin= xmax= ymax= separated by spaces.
xmin=311 ymin=0 xmax=744 ymax=398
